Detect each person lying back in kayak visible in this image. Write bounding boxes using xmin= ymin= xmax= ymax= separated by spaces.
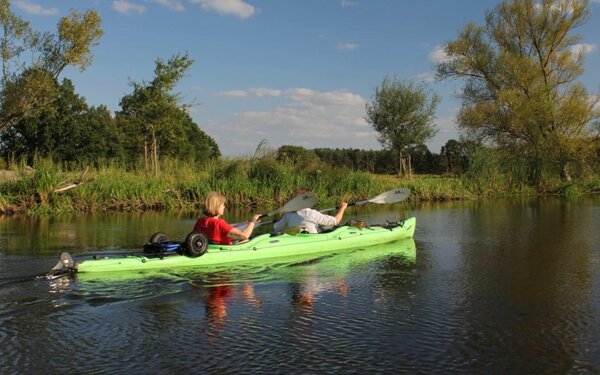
xmin=273 ymin=188 xmax=348 ymax=234
xmin=193 ymin=192 xmax=261 ymax=245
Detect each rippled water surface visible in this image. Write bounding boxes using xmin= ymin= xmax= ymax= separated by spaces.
xmin=1 ymin=197 xmax=600 ymax=374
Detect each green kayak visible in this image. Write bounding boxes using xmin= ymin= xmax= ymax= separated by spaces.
xmin=72 ymin=238 xmax=416 ymax=282
xmin=66 ymin=217 xmax=416 ymax=274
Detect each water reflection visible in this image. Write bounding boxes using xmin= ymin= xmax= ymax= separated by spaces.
xmin=198 ymin=282 xmax=262 ymax=333
xmin=184 ymin=239 xmax=416 ymax=336
xmin=0 ymin=211 xmax=199 ymax=255
xmin=411 ymin=197 xmax=600 ymax=373
xmin=290 ymin=280 xmax=349 ymax=312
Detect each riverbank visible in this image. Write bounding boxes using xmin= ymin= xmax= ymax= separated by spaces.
xmin=1 ymin=159 xmax=598 ymax=215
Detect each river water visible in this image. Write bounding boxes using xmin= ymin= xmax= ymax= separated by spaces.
xmin=1 ymin=196 xmax=599 ymax=374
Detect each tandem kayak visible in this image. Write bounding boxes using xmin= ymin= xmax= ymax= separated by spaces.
xmin=53 ymin=217 xmax=416 ymax=275
xmin=72 ymin=238 xmax=417 ymax=282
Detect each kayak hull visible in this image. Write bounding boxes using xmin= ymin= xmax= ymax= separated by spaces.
xmin=75 ymin=217 xmax=416 ymax=274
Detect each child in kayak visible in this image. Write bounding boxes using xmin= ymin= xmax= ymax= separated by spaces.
xmin=274 ymin=188 xmax=348 ymax=234
xmin=193 ymin=192 xmax=261 ymax=245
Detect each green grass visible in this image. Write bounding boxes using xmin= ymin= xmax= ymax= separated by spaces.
xmin=1 ymin=157 xmax=597 ymax=216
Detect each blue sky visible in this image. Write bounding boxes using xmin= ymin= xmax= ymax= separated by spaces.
xmin=11 ymin=0 xmax=600 ymax=156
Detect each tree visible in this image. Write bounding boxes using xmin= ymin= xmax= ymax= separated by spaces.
xmin=440 ymin=139 xmax=475 ymax=175
xmin=408 ymin=144 xmax=440 ymax=174
xmin=276 ymin=145 xmax=319 ymax=166
xmin=0 ymin=78 xmax=124 ymax=165
xmin=0 ymin=1 xmax=103 ymax=134
xmin=366 ymin=76 xmax=440 ymax=176
xmin=117 ymin=53 xmax=219 ymax=172
xmin=437 ymin=0 xmax=600 ymax=188
xmin=174 ymin=111 xmax=220 ymax=163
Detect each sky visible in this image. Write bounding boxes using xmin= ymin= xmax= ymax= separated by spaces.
xmin=10 ymin=0 xmax=600 ymax=157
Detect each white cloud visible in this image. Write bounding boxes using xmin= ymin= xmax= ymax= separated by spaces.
xmin=147 ymin=0 xmax=184 ymax=11
xmin=337 ymin=42 xmax=359 ymax=51
xmin=14 ymin=1 xmax=59 ymax=15
xmin=215 ymin=90 xmax=248 ymax=97
xmin=428 ymin=45 xmax=451 ymax=64
xmin=113 ymin=1 xmax=147 ymax=15
xmin=250 ymin=87 xmax=282 ymax=97
xmin=571 ymin=43 xmax=597 ymax=55
xmin=204 ymin=88 xmax=380 ymax=156
xmin=417 ymin=72 xmax=436 ymax=83
xmin=435 ymin=116 xmax=458 ymax=132
xmin=190 ymin=0 xmax=256 ymax=19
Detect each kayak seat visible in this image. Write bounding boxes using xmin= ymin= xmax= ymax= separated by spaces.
xmin=270 ymin=231 xmax=284 ymax=237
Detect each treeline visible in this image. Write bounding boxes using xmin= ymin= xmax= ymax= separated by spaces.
xmin=0 ymin=69 xmax=220 ymax=169
xmin=276 ymin=141 xmax=473 ymax=175
xmin=0 ymin=3 xmax=220 ymax=172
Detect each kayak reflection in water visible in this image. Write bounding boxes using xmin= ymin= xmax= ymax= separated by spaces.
xmin=193 ymin=192 xmax=261 ymax=245
xmin=274 ymin=188 xmax=348 ymax=234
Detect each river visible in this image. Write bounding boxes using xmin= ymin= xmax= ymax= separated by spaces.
xmin=1 ymin=196 xmax=599 ymax=374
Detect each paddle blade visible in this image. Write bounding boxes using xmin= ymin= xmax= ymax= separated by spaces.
xmin=279 ymin=191 xmax=318 ymax=213
xmin=232 ymin=192 xmax=318 ymax=228
xmin=367 ymin=188 xmax=410 ymax=205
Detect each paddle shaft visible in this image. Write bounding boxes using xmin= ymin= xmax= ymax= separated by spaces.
xmin=319 ymin=188 xmax=410 ymax=213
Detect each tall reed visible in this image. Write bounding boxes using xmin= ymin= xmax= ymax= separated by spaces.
xmin=4 ymin=154 xmax=593 ymax=216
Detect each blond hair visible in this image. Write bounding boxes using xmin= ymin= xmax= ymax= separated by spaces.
xmin=203 ymin=192 xmax=226 ymax=217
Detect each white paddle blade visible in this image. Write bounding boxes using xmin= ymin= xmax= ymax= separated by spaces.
xmin=281 ymin=191 xmax=318 ymax=212
xmin=368 ymin=188 xmax=410 ymax=204
xmin=265 ymin=191 xmax=318 ymax=217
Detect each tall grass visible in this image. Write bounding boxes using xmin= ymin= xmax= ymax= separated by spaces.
xmin=3 ymin=155 xmax=596 ymax=216
xmin=0 ymin=157 xmax=405 ymax=215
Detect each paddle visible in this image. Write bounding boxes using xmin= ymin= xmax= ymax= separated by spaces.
xmin=319 ymin=187 xmax=411 ymax=213
xmin=233 ymin=191 xmax=318 ymax=227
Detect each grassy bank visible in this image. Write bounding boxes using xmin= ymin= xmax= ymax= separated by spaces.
xmin=1 ymin=159 xmax=598 ymax=216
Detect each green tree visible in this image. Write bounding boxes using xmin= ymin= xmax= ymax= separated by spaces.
xmin=0 ymin=1 xmax=102 ymax=134
xmin=117 ymin=53 xmax=219 ymax=171
xmin=0 ymin=79 xmax=124 ymax=165
xmin=440 ymin=139 xmax=475 ymax=175
xmin=173 ymin=111 xmax=220 ymax=163
xmin=366 ymin=76 xmax=440 ymax=176
xmin=277 ymin=145 xmax=319 ymax=166
xmin=408 ymin=144 xmax=439 ymax=174
xmin=437 ymin=0 xmax=600 ymax=188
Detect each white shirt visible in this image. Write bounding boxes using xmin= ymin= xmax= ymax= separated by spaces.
xmin=273 ymin=208 xmax=337 ymax=234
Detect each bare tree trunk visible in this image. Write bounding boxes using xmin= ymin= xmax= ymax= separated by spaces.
xmin=152 ymin=136 xmax=158 ymax=177
xmin=398 ymin=149 xmax=403 ymax=177
xmin=408 ymin=153 xmax=412 ymax=179
xmin=144 ymin=141 xmax=148 ymax=171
